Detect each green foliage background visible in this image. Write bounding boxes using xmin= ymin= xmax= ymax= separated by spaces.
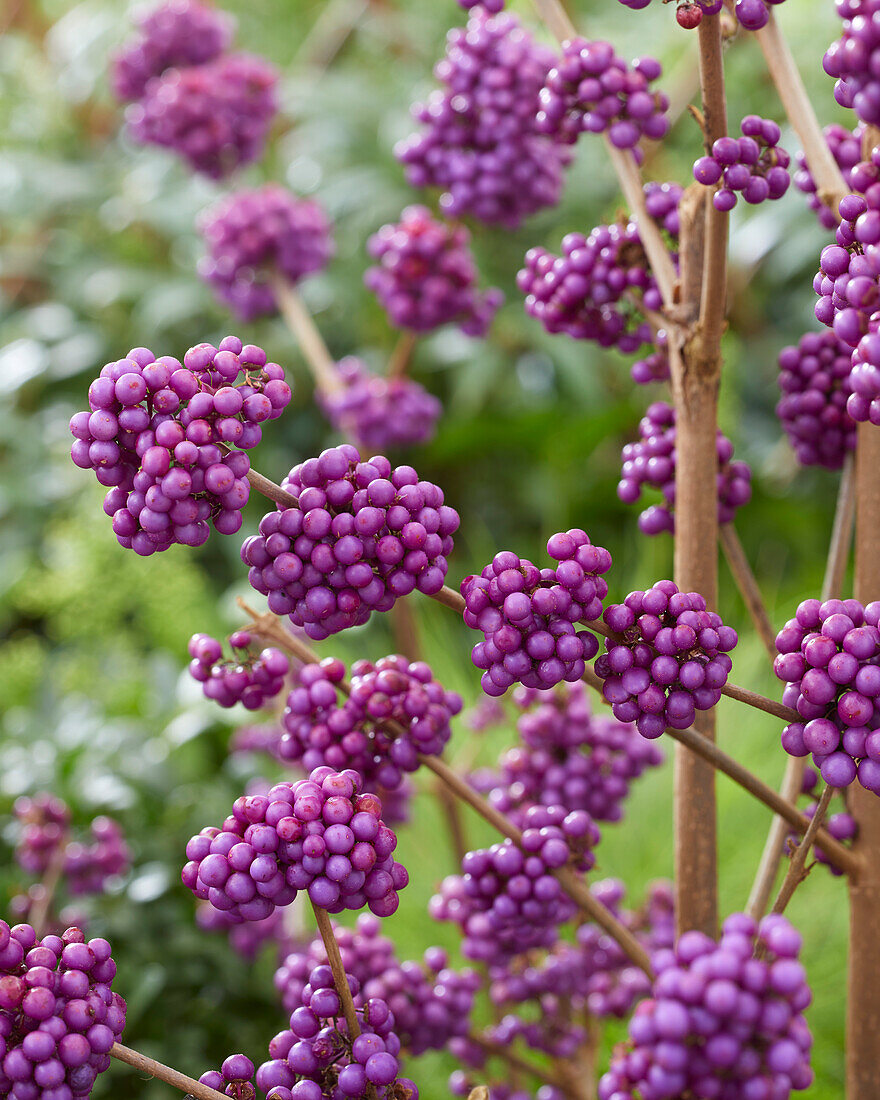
xmin=0 ymin=0 xmax=860 ymax=1095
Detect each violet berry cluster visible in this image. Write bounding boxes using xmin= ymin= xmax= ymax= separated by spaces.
xmin=182 ymin=768 xmax=409 ymax=920
xmin=599 ymin=913 xmax=813 ymax=1100
xmin=199 ymin=1054 xmax=256 ymax=1100
xmin=618 ymin=0 xmax=791 ymax=32
xmin=847 ymin=312 xmax=880 ymax=423
xmin=198 ymin=186 xmax=334 ymax=321
xmin=777 ymin=330 xmax=857 ymax=468
xmin=0 ymin=922 xmax=127 ymax=1100
xmin=461 ymin=531 xmax=613 ymax=697
xmin=536 ymin=40 xmax=669 ymax=151
xmin=794 ymin=123 xmax=863 ymax=230
xmin=472 ymin=681 xmax=663 ymax=825
xmin=70 ymin=337 xmax=291 ymax=555
xmin=188 ymin=631 xmax=290 ymax=710
xmin=256 ymin=960 xmax=417 ymax=1100
xmin=814 ymin=193 xmax=880 ymax=349
xmin=319 ymin=358 xmax=442 ymax=451
xmin=774 ymin=597 xmax=880 ymax=792
xmin=824 ymin=0 xmax=880 ymax=126
xmin=364 ymin=207 xmax=502 ymax=336
xmin=395 ymin=8 xmax=571 ymax=228
xmin=430 ymin=805 xmax=600 ymax=963
xmin=617 ymin=401 xmax=752 ymax=535
xmin=278 ymin=654 xmax=462 ymax=791
xmin=595 ymin=580 xmax=738 ymax=739
xmin=693 ymin=116 xmax=791 ymax=210
xmin=242 ymin=445 xmax=459 ymax=640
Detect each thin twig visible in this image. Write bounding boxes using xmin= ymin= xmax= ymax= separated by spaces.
xmin=111 ymin=1044 xmax=228 ymax=1100
xmin=29 ymin=845 xmax=66 ymax=939
xmin=768 ymin=784 xmax=834 ymax=917
xmin=271 ymin=275 xmax=344 ymax=397
xmin=467 ymin=1033 xmax=567 ymax=1089
xmin=311 ymin=902 xmax=362 ymax=1041
xmin=246 ymin=468 xmax=298 ymax=509
xmin=387 ymin=332 xmax=418 ymax=380
xmin=719 ymin=682 xmax=797 ymax=723
xmin=718 ymin=523 xmax=777 ymax=660
xmin=821 ymin=452 xmax=856 ymax=600
xmin=293 ymin=0 xmax=368 ymax=71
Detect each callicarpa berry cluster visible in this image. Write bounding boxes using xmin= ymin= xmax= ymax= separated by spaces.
xmin=693 ymin=115 xmax=791 ymax=210
xmin=188 ymin=631 xmax=291 ymax=710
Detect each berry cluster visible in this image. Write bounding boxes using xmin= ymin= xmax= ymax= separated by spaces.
xmin=824 ymin=0 xmax=880 ymax=126
xmin=319 ymin=358 xmax=442 ymax=451
xmin=619 ymin=0 xmax=791 ymax=32
xmin=517 ymin=203 xmax=677 ymax=354
xmin=256 ymin=960 xmax=418 ymax=1100
xmin=617 ymin=401 xmax=752 ymax=535
xmin=847 ymin=313 xmax=880 ymax=423
xmin=200 ymin=1054 xmax=257 ymax=1100
xmin=126 ymin=52 xmax=278 ymax=178
xmin=774 ymin=597 xmax=880 ymax=791
xmin=430 ymin=806 xmax=600 ymax=963
xmin=182 ymin=768 xmax=409 ymax=920
xmin=536 ymin=40 xmax=669 ymax=150
xmin=472 ymin=681 xmax=663 ymax=825
xmin=457 ymin=0 xmax=504 ymax=10
xmin=364 ymin=207 xmax=502 ymax=336
xmin=198 ymin=186 xmax=334 ymax=321
xmin=188 ymin=631 xmax=290 ymax=710
xmin=794 ymin=123 xmax=863 ymax=230
xmin=814 ymin=194 xmax=880 ymax=349
xmin=395 ymin=9 xmax=570 ymax=228
xmin=461 ymin=531 xmax=613 ymax=697
xmin=787 ymin=767 xmax=858 ymax=877
xmin=595 ymin=581 xmax=738 ymax=739
xmin=110 ymin=0 xmax=233 ymax=102
xmin=0 ymin=922 xmax=127 ymax=1100
xmin=598 ymin=913 xmax=813 ymax=1100
xmin=693 ymin=116 xmax=791 ymax=210
xmin=278 ymin=654 xmax=461 ymax=791
xmin=242 ymin=445 xmax=459 ymax=640
xmin=70 ymin=337 xmax=291 ymax=555
xmin=777 ymin=330 xmax=858 ymax=468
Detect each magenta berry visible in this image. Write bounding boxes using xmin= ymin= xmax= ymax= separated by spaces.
xmin=777 ymin=330 xmax=857 ymax=468
xmin=694 ymin=115 xmax=790 ymax=210
xmin=188 ymin=631 xmax=290 ymax=710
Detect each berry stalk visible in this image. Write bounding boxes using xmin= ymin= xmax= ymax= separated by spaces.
xmin=386 ymin=331 xmax=417 ymax=381
xmin=465 ymin=1033 xmax=568 ymax=1090
xmin=718 ymin=522 xmax=777 ymax=659
xmin=271 ymin=274 xmax=345 ymax=397
xmin=110 ymin=1043 xmax=229 ymax=1100
xmin=28 ymin=843 xmax=65 ymax=939
xmin=311 ymin=901 xmax=363 ymax=1042
xmin=768 ymin=783 xmax=834 ymax=919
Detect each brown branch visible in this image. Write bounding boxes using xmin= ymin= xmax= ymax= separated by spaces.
xmin=311 ymin=902 xmax=362 ymax=1041
xmin=111 ymin=1044 xmax=229 ymax=1100
xmin=467 ymin=1033 xmax=566 ymax=1089
xmin=822 ymin=452 xmax=856 ymax=600
xmin=768 ymin=784 xmax=834 ymax=918
xmin=719 ymin=682 xmax=797 ymax=723
xmin=271 ymin=275 xmax=344 ymax=397
xmin=387 ymin=332 xmax=418 ymax=380
xmin=29 ymin=845 xmax=66 ymax=939
xmin=718 ymin=523 xmax=777 ymax=660
xmin=246 ymin=468 xmax=298 ymax=510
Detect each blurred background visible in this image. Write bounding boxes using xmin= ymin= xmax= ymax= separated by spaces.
xmin=0 ymin=0 xmax=857 ymax=1095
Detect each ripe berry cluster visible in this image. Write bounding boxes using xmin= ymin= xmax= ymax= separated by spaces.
xmin=70 ymin=337 xmax=290 ymax=555
xmin=824 ymin=0 xmax=880 ymax=126
xmin=847 ymin=313 xmax=880 ymax=423
xmin=777 ymin=330 xmax=858 ymax=468
xmin=693 ymin=116 xmax=790 ymax=210
xmin=199 ymin=1053 xmax=257 ymax=1100
xmin=595 ymin=581 xmax=738 ymax=739
xmin=182 ymin=768 xmax=409 ymax=920
xmin=774 ymin=597 xmax=880 ymax=791
xmin=599 ymin=913 xmax=813 ymax=1100
xmin=395 ymin=8 xmax=571 ymax=228
xmin=242 ymin=446 xmax=459 ymax=639
xmin=188 ymin=631 xmax=290 ymax=710
xmin=256 ymin=960 xmax=417 ymax=1100
xmin=110 ymin=0 xmax=233 ymax=102
xmin=319 ymin=359 xmax=442 ymax=451
xmin=617 ymin=401 xmax=752 ymax=535
xmin=536 ymin=40 xmax=669 ymax=150
xmin=794 ymin=123 xmax=863 ymax=230
xmin=365 ymin=206 xmax=502 ymax=337
xmin=0 ymin=922 xmax=127 ymax=1100
xmin=617 ymin=0 xmax=785 ymax=30
xmin=198 ymin=186 xmax=334 ymax=321
xmin=814 ymin=194 xmax=880 ymax=349
xmin=472 ymin=680 xmax=663 ymax=825
xmin=461 ymin=531 xmax=612 ymax=697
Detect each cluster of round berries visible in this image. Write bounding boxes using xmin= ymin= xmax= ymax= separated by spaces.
xmin=536 ymin=40 xmax=669 ymax=150
xmin=242 ymin=445 xmax=459 ymax=639
xmin=461 ymin=532 xmax=613 ymax=697
xmin=14 ymin=795 xmax=130 ymax=898
xmin=199 ymin=1053 xmax=256 ymax=1100
xmin=626 ymin=0 xmax=787 ymax=30
xmin=518 ymin=213 xmax=671 ymax=354
xmin=196 ymin=902 xmax=289 ymax=962
xmin=278 ymin=654 xmax=461 ymax=792
xmin=462 ymin=697 xmax=506 ymax=733
xmin=182 ymin=768 xmax=409 ymax=920
xmin=70 ymin=337 xmax=291 ymax=555
xmin=188 ymin=631 xmax=290 ymax=710
xmin=457 ymin=0 xmax=504 ymax=10
xmin=599 ymin=913 xmax=813 ymax=1100
xmin=319 ymin=358 xmax=442 ymax=451
xmin=472 ymin=681 xmax=663 ymax=825
xmin=824 ymin=0 xmax=880 ymax=126
xmin=693 ymin=116 xmax=791 ymax=210
xmin=631 ymin=347 xmax=671 ymax=385
xmin=395 ymin=9 xmax=571 ymax=228
xmin=847 ymin=313 xmax=880 ymax=423
xmin=794 ymin=123 xmax=864 ymax=230
xmin=595 ymin=581 xmax=738 ymax=739
xmin=617 ymin=401 xmax=753 ymax=535
xmin=198 ymin=186 xmax=334 ymax=321
xmin=430 ymin=807 xmax=599 ymax=963
xmin=0 ymin=922 xmax=127 ymax=1100
xmin=787 ymin=767 xmax=858 ymax=877
xmin=364 ymin=207 xmax=502 ymax=337
xmin=256 ymin=961 xmax=417 ymax=1100
xmin=110 ymin=0 xmax=233 ymax=102
xmin=777 ymin=330 xmax=857 ymax=469
xmin=126 ymin=53 xmax=278 ymax=178
xmin=814 ymin=194 xmax=880 ymax=350
xmin=774 ymin=598 xmax=880 ymax=791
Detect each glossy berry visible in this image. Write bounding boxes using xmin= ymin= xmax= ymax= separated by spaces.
xmin=825 ymin=0 xmax=880 ymax=126
xmin=188 ymin=631 xmax=290 ymax=710
xmin=777 ymin=330 xmax=857 ymax=468
xmin=693 ymin=115 xmax=790 ymax=210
